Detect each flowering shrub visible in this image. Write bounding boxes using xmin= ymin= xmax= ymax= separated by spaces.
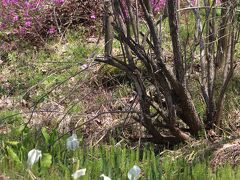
xmin=0 ymin=0 xmax=101 ymax=46
xmin=150 ymin=0 xmax=166 ymax=13
xmin=0 ymin=0 xmax=63 ymax=36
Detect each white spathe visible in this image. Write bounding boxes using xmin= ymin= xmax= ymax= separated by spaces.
xmin=27 ymin=149 xmax=42 ymax=167
xmin=128 ymin=165 xmax=141 ymax=180
xmin=100 ymin=174 xmax=111 ymax=180
xmin=71 ymin=168 xmax=86 ymax=179
xmin=66 ymin=134 xmax=79 ymax=150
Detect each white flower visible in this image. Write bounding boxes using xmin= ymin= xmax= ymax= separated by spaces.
xmin=66 ymin=134 xmax=79 ymax=150
xmin=71 ymin=168 xmax=86 ymax=179
xmin=100 ymin=174 xmax=111 ymax=180
xmin=128 ymin=165 xmax=141 ymax=180
xmin=80 ymin=64 xmax=88 ymax=70
xmin=27 ymin=149 xmax=42 ymax=167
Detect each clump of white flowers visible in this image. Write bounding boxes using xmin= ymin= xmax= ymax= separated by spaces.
xmin=128 ymin=165 xmax=141 ymax=180
xmin=71 ymin=168 xmax=86 ymax=179
xmin=100 ymin=174 xmax=111 ymax=180
xmin=27 ymin=149 xmax=42 ymax=168
xmin=26 ymin=135 xmax=144 ymax=180
xmin=66 ymin=134 xmax=79 ymax=150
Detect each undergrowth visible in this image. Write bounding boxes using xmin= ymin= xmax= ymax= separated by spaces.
xmin=1 ymin=124 xmax=240 ymax=179
xmin=0 ymin=19 xmax=240 ymax=179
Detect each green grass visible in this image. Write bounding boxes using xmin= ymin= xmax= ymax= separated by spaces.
xmin=1 ymin=125 xmax=240 ymax=179
xmin=1 ymin=18 xmax=240 ymax=180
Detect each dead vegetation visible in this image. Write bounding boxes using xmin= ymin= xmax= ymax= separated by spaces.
xmin=211 ymin=140 xmax=240 ymax=170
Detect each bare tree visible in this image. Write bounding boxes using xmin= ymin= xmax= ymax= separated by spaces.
xmin=98 ymin=0 xmax=239 ymax=144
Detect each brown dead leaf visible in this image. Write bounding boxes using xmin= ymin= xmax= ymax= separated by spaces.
xmin=0 ymin=126 xmax=11 ymax=134
xmin=0 ymin=97 xmax=14 ymax=110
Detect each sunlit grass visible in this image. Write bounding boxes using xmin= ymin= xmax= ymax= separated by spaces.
xmin=1 ymin=128 xmax=240 ymax=179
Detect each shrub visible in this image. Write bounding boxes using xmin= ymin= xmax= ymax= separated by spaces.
xmin=0 ymin=0 xmax=102 ymax=47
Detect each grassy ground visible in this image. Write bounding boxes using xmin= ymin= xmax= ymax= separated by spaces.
xmin=1 ymin=25 xmax=240 ymax=179
xmin=1 ymin=125 xmax=240 ymax=179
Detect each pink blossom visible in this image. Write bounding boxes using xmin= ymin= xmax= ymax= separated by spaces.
xmin=13 ymin=15 xmax=19 ymax=21
xmin=151 ymin=0 xmax=166 ymax=13
xmin=25 ymin=21 xmax=31 ymax=27
xmin=2 ymin=0 xmax=18 ymax=6
xmin=54 ymin=0 xmax=64 ymax=4
xmin=19 ymin=26 xmax=27 ymax=34
xmin=90 ymin=14 xmax=96 ymax=19
xmin=216 ymin=0 xmax=221 ymax=5
xmin=48 ymin=26 xmax=56 ymax=34
xmin=24 ymin=1 xmax=31 ymax=8
xmin=0 ymin=23 xmax=7 ymax=29
xmin=13 ymin=28 xmax=18 ymax=33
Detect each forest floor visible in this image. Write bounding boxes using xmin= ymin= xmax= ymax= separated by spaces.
xmin=0 ymin=27 xmax=240 ymax=179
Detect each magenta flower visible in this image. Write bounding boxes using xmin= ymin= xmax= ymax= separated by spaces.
xmin=90 ymin=14 xmax=96 ymax=19
xmin=11 ymin=0 xmax=18 ymax=4
xmin=13 ymin=28 xmax=18 ymax=33
xmin=151 ymin=0 xmax=166 ymax=13
xmin=0 ymin=23 xmax=7 ymax=29
xmin=13 ymin=15 xmax=19 ymax=21
xmin=25 ymin=21 xmax=31 ymax=27
xmin=48 ymin=26 xmax=56 ymax=34
xmin=19 ymin=26 xmax=27 ymax=35
xmin=54 ymin=0 xmax=64 ymax=4
xmin=2 ymin=0 xmax=18 ymax=5
xmin=24 ymin=1 xmax=31 ymax=8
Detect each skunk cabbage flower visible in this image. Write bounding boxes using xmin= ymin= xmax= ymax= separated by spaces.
xmin=128 ymin=165 xmax=141 ymax=180
xmin=71 ymin=168 xmax=86 ymax=179
xmin=27 ymin=149 xmax=42 ymax=167
xmin=66 ymin=134 xmax=79 ymax=150
xmin=100 ymin=174 xmax=111 ymax=180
